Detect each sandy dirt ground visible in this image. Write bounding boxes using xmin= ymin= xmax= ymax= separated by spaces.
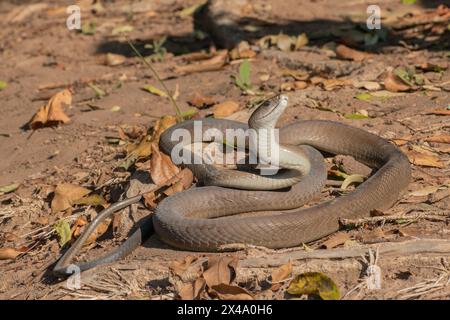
xmin=0 ymin=0 xmax=450 ymax=300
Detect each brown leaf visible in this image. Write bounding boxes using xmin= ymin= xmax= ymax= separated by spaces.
xmin=170 ymin=256 xmax=198 ymax=277
xmin=28 ymin=89 xmax=72 ymax=129
xmin=51 ymin=183 xmax=91 ymax=213
xmin=209 ymin=284 xmax=254 ymax=300
xmin=72 ymin=193 xmax=108 ymax=208
xmin=392 ymin=135 xmax=413 ymax=146
xmin=150 ymin=143 xmax=180 ymax=185
xmin=85 ymin=219 xmax=111 ymax=245
xmin=121 ymin=116 xmax=177 ymax=170
xmin=175 ymin=50 xmax=228 ymax=75
xmin=384 ymin=70 xmax=411 ymax=92
xmin=229 ymin=41 xmax=257 ymax=60
xmin=270 ymin=261 xmax=293 ymax=291
xmin=178 ymin=277 xmax=206 ymax=300
xmin=426 ymin=135 xmax=450 ymax=144
xmin=212 ymin=101 xmax=240 ymax=118
xmin=405 ymin=150 xmax=444 ymax=168
xmin=322 ymin=78 xmax=353 ymax=91
xmin=427 ymin=109 xmax=450 ymax=116
xmin=71 ymin=215 xmax=88 ymax=238
xmin=105 ymin=53 xmax=126 ymax=66
xmin=0 ymin=248 xmax=21 ymax=260
xmin=187 ymin=92 xmax=216 ymax=108
xmin=152 ymin=115 xmax=178 ymax=144
xmin=142 ymin=192 xmax=158 ymax=209
xmin=294 ymin=81 xmax=308 ymax=89
xmin=70 ymin=214 xmax=111 ymax=245
xmin=203 ymin=256 xmax=238 ymax=288
xmin=320 ymin=232 xmax=351 ymax=249
xmin=335 ymin=44 xmax=370 ymax=61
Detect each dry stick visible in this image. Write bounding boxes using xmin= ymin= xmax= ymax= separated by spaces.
xmin=240 ymin=239 xmax=450 ymax=268
xmin=340 ymin=212 xmax=449 ymax=228
xmin=127 ymin=39 xmax=182 ymax=121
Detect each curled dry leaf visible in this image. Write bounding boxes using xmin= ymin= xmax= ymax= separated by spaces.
xmin=71 ymin=215 xmax=88 ymax=238
xmin=335 ymin=44 xmax=370 ymax=61
xmin=0 ymin=247 xmax=21 ymax=260
xmin=164 ymin=168 xmax=194 ymax=196
xmin=426 ymin=135 xmax=450 ymax=144
xmin=212 ymin=101 xmax=240 ymax=118
xmin=203 ymin=256 xmax=238 ymax=288
xmin=70 ymin=214 xmax=111 ymax=245
xmin=51 ymin=183 xmax=91 ymax=213
xmin=384 ymin=69 xmax=411 ymax=92
xmin=320 ymin=232 xmax=351 ymax=249
xmin=229 ymin=41 xmax=257 ymax=60
xmin=287 ymin=272 xmax=340 ymax=300
xmin=120 ymin=115 xmax=177 ymax=170
xmin=175 ymin=50 xmax=228 ymax=75
xmin=28 ymin=89 xmax=72 ymax=129
xmin=178 ymin=277 xmax=207 ymax=300
xmin=85 ymin=219 xmax=111 ymax=245
xmin=270 ymin=260 xmax=293 ymax=291
xmin=170 ymin=255 xmax=198 ymax=277
xmin=427 ymin=109 xmax=450 ymax=116
xmin=150 ymin=143 xmax=180 ymax=185
xmin=187 ymin=92 xmax=216 ymax=108
xmin=152 ymin=115 xmax=178 ymax=144
xmin=209 ymin=284 xmax=254 ymax=300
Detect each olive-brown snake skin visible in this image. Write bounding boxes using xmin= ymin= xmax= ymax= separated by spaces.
xmin=53 ymin=95 xmax=410 ymax=275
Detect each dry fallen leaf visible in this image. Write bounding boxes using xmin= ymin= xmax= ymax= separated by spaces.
xmin=175 ymin=50 xmax=228 ymax=75
xmin=404 ymin=150 xmax=444 ymax=168
xmin=209 ymin=283 xmax=254 ymax=300
xmin=164 ymin=169 xmax=194 ymax=196
xmin=105 ymin=53 xmax=126 ymax=66
xmin=384 ymin=69 xmax=411 ymax=92
xmin=427 ymin=109 xmax=450 ymax=116
xmin=320 ymin=232 xmax=351 ymax=249
xmin=170 ymin=255 xmax=198 ymax=277
xmin=28 ymin=89 xmax=72 ymax=129
xmin=51 ymin=183 xmax=91 ymax=213
xmin=426 ymin=135 xmax=450 ymax=144
xmin=187 ymin=92 xmax=216 ymax=108
xmin=85 ymin=219 xmax=111 ymax=245
xmin=120 ymin=115 xmax=177 ymax=170
xmin=0 ymin=248 xmax=21 ymax=260
xmin=150 ymin=143 xmax=180 ymax=185
xmin=270 ymin=261 xmax=293 ymax=291
xmin=294 ymin=81 xmax=308 ymax=89
xmin=178 ymin=277 xmax=207 ymax=300
xmin=212 ymin=101 xmax=240 ymax=118
xmin=335 ymin=44 xmax=370 ymax=61
xmin=203 ymin=256 xmax=238 ymax=288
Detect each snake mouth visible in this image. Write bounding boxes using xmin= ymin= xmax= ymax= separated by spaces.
xmin=257 ymin=94 xmax=288 ymax=121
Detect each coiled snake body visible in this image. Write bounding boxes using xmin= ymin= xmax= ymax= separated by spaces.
xmin=53 ymin=95 xmax=411 ymax=275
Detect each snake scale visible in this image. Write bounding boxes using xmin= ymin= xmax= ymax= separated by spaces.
xmin=53 ymin=95 xmax=411 ymax=275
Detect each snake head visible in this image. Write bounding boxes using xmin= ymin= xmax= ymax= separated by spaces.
xmin=249 ymin=94 xmax=289 ymax=129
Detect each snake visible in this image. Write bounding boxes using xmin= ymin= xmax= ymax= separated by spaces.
xmin=53 ymin=95 xmax=411 ymax=276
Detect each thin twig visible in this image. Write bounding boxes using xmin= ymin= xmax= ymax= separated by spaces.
xmin=127 ymin=39 xmax=182 ymax=121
